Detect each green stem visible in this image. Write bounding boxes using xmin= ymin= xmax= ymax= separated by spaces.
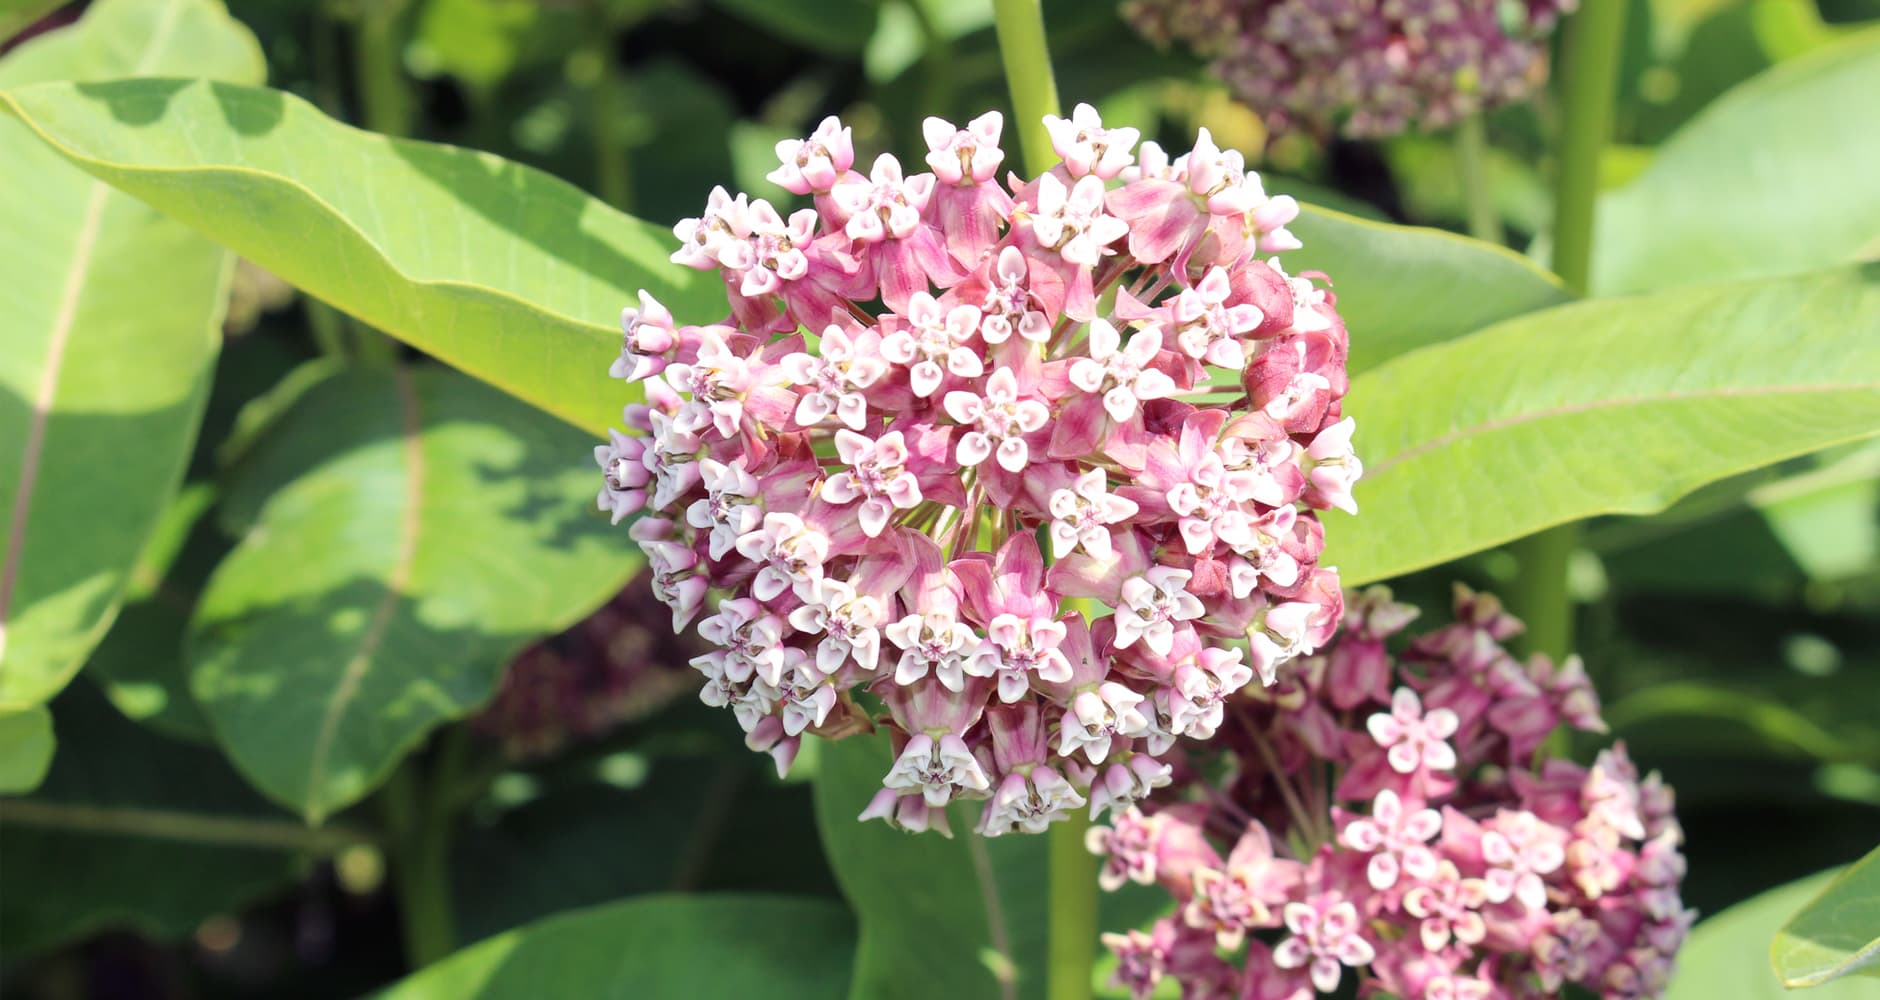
xmin=1047 ymin=812 xmax=1099 ymax=1000
xmin=355 ymin=0 xmax=413 ymax=140
xmin=992 ymin=0 xmax=1061 ymax=176
xmin=0 ymin=800 xmax=373 ymax=852
xmin=1453 ymin=113 xmax=1503 ymax=245
xmin=383 ymin=730 xmax=467 ymax=970
xmin=1511 ymin=0 xmax=1626 ymax=663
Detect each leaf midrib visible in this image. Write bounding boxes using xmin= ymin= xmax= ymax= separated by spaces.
xmin=303 ymin=366 xmax=424 ymax=823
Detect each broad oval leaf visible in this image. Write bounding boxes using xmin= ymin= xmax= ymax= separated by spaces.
xmin=0 ymin=683 xmax=306 ymax=958
xmin=1774 ymin=843 xmax=1880 ymax=988
xmin=0 ymin=76 xmax=726 ymax=438
xmin=0 ymin=703 xmax=53 ymax=793
xmin=1666 ymin=868 xmax=1878 ymax=1000
xmin=188 ymin=365 xmax=642 ymax=821
xmin=1595 ymin=28 xmax=1880 ymax=295
xmin=0 ymin=0 xmax=262 ymax=708
xmin=813 ymin=731 xmax=1164 ymax=1000
xmin=1286 ymin=206 xmax=1570 ymax=375
xmin=1324 ymin=265 xmax=1880 ymax=585
xmin=374 ymin=894 xmax=856 ymax=999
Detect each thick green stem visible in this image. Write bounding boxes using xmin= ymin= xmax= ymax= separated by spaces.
xmin=1047 ymin=812 xmax=1099 ymax=1000
xmin=992 ymin=8 xmax=1089 ymax=995
xmin=383 ymin=730 xmax=467 ymax=970
xmin=1453 ymin=113 xmax=1503 ymax=245
xmin=355 ymin=0 xmax=413 ymax=140
xmin=1512 ymin=0 xmax=1626 ymax=663
xmin=992 ymin=0 xmax=1061 ymax=176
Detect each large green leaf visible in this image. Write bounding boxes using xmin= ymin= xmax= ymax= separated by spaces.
xmin=1666 ymin=868 xmax=1879 ymax=1000
xmin=710 ymin=0 xmax=880 ymax=55
xmin=0 ymin=76 xmax=727 ymax=438
xmin=0 ymin=703 xmax=53 ymax=793
xmin=813 ymin=731 xmax=1164 ymax=1000
xmin=0 ymin=0 xmax=262 ymax=709
xmin=1774 ymin=843 xmax=1880 ymax=987
xmin=1324 ymin=265 xmax=1880 ymax=585
xmin=0 ymin=683 xmax=311 ymax=959
xmin=188 ymin=365 xmax=643 ymax=821
xmin=375 ymin=894 xmax=856 ymax=999
xmin=1286 ymin=207 xmax=1570 ymax=375
xmin=1595 ymin=28 xmax=1880 ymax=295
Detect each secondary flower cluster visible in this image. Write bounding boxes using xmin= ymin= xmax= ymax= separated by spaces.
xmin=1122 ymin=0 xmax=1576 ymax=138
xmin=1091 ymin=586 xmax=1692 ymax=999
xmin=473 ymin=573 xmax=700 ymax=760
xmin=597 ymin=105 xmax=1361 ymax=834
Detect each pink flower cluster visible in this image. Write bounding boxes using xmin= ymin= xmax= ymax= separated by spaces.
xmin=597 ymin=105 xmax=1362 ymax=834
xmin=1122 ymin=0 xmax=1576 ymax=138
xmin=1091 ymin=586 xmax=1692 ymax=999
xmin=473 ymin=573 xmax=700 ymax=760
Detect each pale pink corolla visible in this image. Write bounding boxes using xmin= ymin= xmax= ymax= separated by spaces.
xmin=884 ymin=732 xmax=991 ymax=807
xmin=886 ymin=610 xmax=981 ymax=691
xmin=821 ymin=429 xmax=923 ymax=538
xmin=595 ymin=430 xmax=649 ymax=524
xmin=881 ymin=293 xmax=984 ymax=397
xmin=966 ymin=614 xmax=1072 ymax=703
xmin=980 ymin=765 xmax=1086 ymax=836
xmin=833 ymin=153 xmax=934 ymax=243
xmin=1042 ymin=102 xmax=1140 ymax=180
xmin=1402 ymin=860 xmax=1490 ymax=952
xmin=716 ymin=199 xmax=817 ymax=298
xmin=1168 ymin=267 xmax=1263 ymax=369
xmin=1086 ymin=806 xmax=1164 ymax=890
xmin=943 ymin=367 xmax=1048 ymax=472
xmin=1085 ymin=755 xmax=1173 ymax=819
xmin=922 ymin=111 xmax=1006 ymax=186
xmin=662 ymin=329 xmax=754 ymax=439
xmin=1047 ymin=469 xmax=1138 ymax=560
xmin=1165 ymin=449 xmax=1265 ymax=556
xmin=1273 ymin=898 xmax=1376 ymax=994
xmin=1247 ymin=600 xmax=1319 ymax=686
xmin=787 ymin=577 xmax=885 ymax=676
xmin=1167 ymin=648 xmax=1254 ymax=740
xmin=769 ymin=115 xmax=854 ymax=195
xmin=1368 ymin=687 xmax=1460 ymax=774
xmin=1060 ymin=682 xmax=1151 ymax=763
xmin=977 ymin=245 xmax=1052 ymax=345
xmin=1030 ymin=172 xmax=1128 ymax=266
xmin=685 ymin=457 xmax=761 ymax=559
xmin=1340 ymin=789 xmax=1442 ymax=890
xmin=733 ymin=511 xmax=829 ymax=602
xmin=670 ymin=185 xmax=749 ymax=270
xmin=781 ymin=325 xmax=887 ymax=430
xmin=1305 ymin=417 xmax=1362 ymax=514
xmin=1114 ymin=566 xmax=1204 ymax=655
xmin=612 ymin=290 xmax=676 ymax=382
xmin=696 ymin=597 xmax=787 ymax=685
xmin=1481 ymin=809 xmax=1568 ymax=911
xmin=1068 ymin=320 xmax=1177 ymax=422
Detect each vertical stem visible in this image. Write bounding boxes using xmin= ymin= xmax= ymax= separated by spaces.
xmin=1452 ymin=113 xmax=1503 ymax=245
xmin=1510 ymin=0 xmax=1626 ymax=663
xmin=992 ymin=0 xmax=1061 ymax=176
xmin=383 ymin=729 xmax=467 ymax=970
xmin=1047 ymin=814 xmax=1099 ymax=1000
xmin=355 ymin=0 xmax=413 ymax=140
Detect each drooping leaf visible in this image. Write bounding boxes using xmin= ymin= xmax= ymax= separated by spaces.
xmin=1665 ymin=868 xmax=1880 ymax=1000
xmin=0 ymin=76 xmax=727 ymax=437
xmin=813 ymin=731 xmax=1165 ymax=1000
xmin=0 ymin=0 xmax=262 ymax=710
xmin=1774 ymin=843 xmax=1880 ymax=987
xmin=1324 ymin=265 xmax=1880 ymax=585
xmin=0 ymin=683 xmax=308 ymax=959
xmin=374 ymin=894 xmax=856 ymax=999
xmin=188 ymin=365 xmax=643 ymax=821
xmin=1284 ymin=206 xmax=1570 ymax=376
xmin=1595 ymin=28 xmax=1880 ymax=295
xmin=0 ymin=703 xmax=53 ymax=793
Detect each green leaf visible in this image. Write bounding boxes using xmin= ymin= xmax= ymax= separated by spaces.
xmin=0 ymin=683 xmax=310 ymax=959
xmin=0 ymin=0 xmax=68 ymax=43
xmin=1284 ymin=207 xmax=1570 ymax=376
xmin=710 ymin=0 xmax=880 ymax=55
xmin=188 ymin=365 xmax=643 ymax=821
xmin=1774 ymin=843 xmax=1880 ymax=987
xmin=1666 ymin=868 xmax=1880 ymax=1000
xmin=0 ymin=0 xmax=263 ymax=709
xmin=375 ymin=894 xmax=856 ymax=999
xmin=813 ymin=731 xmax=1165 ymax=1000
xmin=0 ymin=76 xmax=726 ymax=437
xmin=1324 ymin=265 xmax=1880 ymax=585
xmin=0 ymin=703 xmax=53 ymax=793
xmin=1595 ymin=28 xmax=1880 ymax=295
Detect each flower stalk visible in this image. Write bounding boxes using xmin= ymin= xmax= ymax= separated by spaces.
xmin=992 ymin=0 xmax=1061 ymax=176
xmin=1511 ymin=0 xmax=1627 ymax=662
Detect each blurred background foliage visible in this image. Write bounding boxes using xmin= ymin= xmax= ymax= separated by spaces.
xmin=1 ymin=0 xmax=1877 ymax=997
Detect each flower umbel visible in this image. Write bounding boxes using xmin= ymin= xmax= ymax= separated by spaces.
xmin=601 ymin=105 xmax=1360 ymax=835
